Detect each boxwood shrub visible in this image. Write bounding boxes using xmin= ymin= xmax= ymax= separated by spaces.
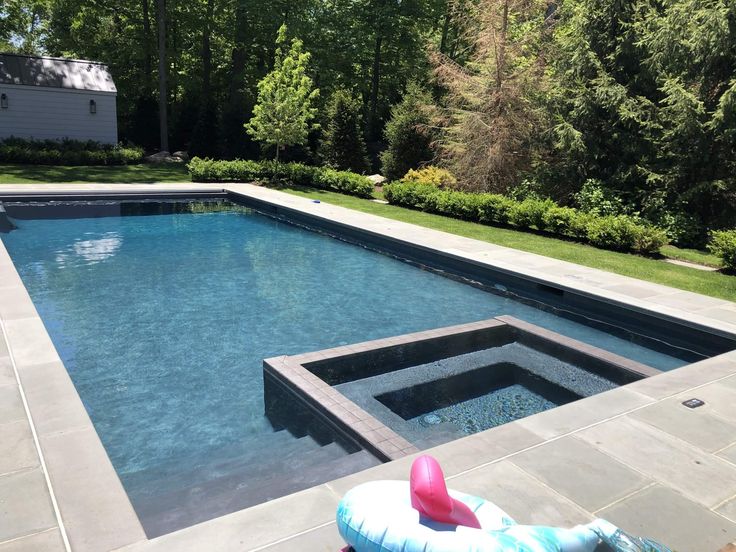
xmin=0 ymin=137 xmax=143 ymax=165
xmin=708 ymin=230 xmax=736 ymax=270
xmin=384 ymin=180 xmax=668 ymax=255
xmin=188 ymin=157 xmax=373 ymax=198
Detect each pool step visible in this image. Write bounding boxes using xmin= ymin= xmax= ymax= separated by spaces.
xmin=131 ymin=436 xmax=379 ymax=537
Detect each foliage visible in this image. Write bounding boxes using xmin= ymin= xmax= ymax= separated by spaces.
xmin=189 ymin=102 xmax=221 ymax=159
xmin=245 ymin=25 xmax=320 ymax=161
xmin=708 ymin=230 xmax=736 ymax=271
xmin=187 ymin=157 xmax=373 ymax=197
xmin=384 ymin=180 xmax=667 ymax=254
xmin=431 ymin=0 xmax=551 ymax=193
xmin=547 ymin=0 xmax=736 ymax=235
xmin=0 ymin=138 xmax=143 ymax=165
xmin=380 ymin=83 xmax=435 ymax=181
xmin=321 ymin=89 xmax=370 ymax=173
xmin=574 ymin=179 xmax=628 ymax=217
xmin=403 ymin=166 xmax=457 ymax=188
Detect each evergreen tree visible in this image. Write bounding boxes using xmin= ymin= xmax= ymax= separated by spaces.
xmin=321 ymin=89 xmax=370 ymax=173
xmin=245 ymin=24 xmax=319 ymax=161
xmin=380 ymin=82 xmax=434 ymax=181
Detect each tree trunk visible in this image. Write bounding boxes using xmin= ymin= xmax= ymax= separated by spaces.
xmin=157 ymin=0 xmax=169 ymax=152
xmin=439 ymin=6 xmax=452 ymax=54
xmin=142 ymin=0 xmax=153 ymax=91
xmin=495 ymin=0 xmax=509 ymax=91
xmin=201 ymin=0 xmax=215 ymax=100
xmin=366 ymin=28 xmax=383 ymax=141
xmin=275 ymin=144 xmax=280 ymax=162
xmin=227 ymin=1 xmax=249 ymax=102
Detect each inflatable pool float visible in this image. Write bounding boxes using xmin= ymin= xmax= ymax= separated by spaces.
xmin=336 ymin=455 xmax=671 ymax=552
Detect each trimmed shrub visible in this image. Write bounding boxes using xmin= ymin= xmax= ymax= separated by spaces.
xmin=708 ymin=230 xmax=736 ymax=270
xmin=384 ymin=180 xmax=668 ymax=255
xmin=188 ymin=157 xmax=373 ymax=197
xmin=508 ymin=198 xmax=555 ymax=230
xmin=0 ymin=137 xmax=143 ymax=165
xmin=585 ymin=215 xmax=640 ymax=251
xmin=403 ymin=166 xmax=457 ymax=188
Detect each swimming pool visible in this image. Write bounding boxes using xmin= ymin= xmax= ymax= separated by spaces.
xmin=0 ymin=196 xmax=708 ymax=535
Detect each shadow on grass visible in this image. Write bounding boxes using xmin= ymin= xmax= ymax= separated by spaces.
xmin=0 ymin=163 xmax=190 ymax=184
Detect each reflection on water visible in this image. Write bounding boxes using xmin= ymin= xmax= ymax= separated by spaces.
xmin=56 ymin=232 xmax=123 ymax=265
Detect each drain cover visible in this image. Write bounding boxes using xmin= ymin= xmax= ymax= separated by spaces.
xmin=682 ymin=398 xmax=705 ymax=409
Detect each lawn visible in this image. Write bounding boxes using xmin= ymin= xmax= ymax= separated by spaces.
xmin=0 ymin=163 xmax=190 ymax=184
xmin=277 ymin=185 xmax=736 ymax=302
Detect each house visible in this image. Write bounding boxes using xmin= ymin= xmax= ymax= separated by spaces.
xmin=0 ymin=53 xmax=118 ymax=144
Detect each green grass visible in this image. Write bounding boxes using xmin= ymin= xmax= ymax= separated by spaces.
xmin=276 ymin=185 xmax=736 ymax=302
xmin=0 ymin=163 xmax=190 ymax=184
xmin=660 ymin=244 xmax=722 ymax=268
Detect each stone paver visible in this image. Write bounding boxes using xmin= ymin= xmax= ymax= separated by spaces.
xmin=577 ymin=416 xmax=736 ymax=507
xmin=447 ymin=461 xmax=593 ymax=527
xmin=598 ymin=486 xmax=736 ymax=552
xmin=720 ymin=444 xmax=736 ymax=465
xmin=0 ymin=529 xmax=66 ymax=552
xmin=256 ymin=523 xmax=344 ymax=552
xmin=39 ymin=426 xmax=145 ymax=552
xmin=0 ymin=384 xmax=25 ymax=424
xmin=0 ymin=468 xmax=57 ymax=543
xmin=516 ymin=387 xmax=652 ymax=439
xmin=0 ymin=286 xmax=37 ymax=321
xmin=717 ymin=497 xmax=736 ymax=524
xmin=509 ymin=435 xmax=651 ymax=511
xmin=0 ymin=420 xmax=38 ymax=476
xmin=631 ymin=397 xmax=736 ymax=452
xmin=16 ymin=360 xmax=91 ymax=437
xmin=676 ymin=382 xmax=736 ymax=425
xmin=0 ymin=356 xmax=14 ymax=388
xmin=3 ymin=318 xmax=60 ymax=369
xmin=114 ymin=485 xmax=341 ymax=552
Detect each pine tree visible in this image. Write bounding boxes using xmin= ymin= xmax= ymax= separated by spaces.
xmin=321 ymin=89 xmax=370 ymax=173
xmin=380 ymin=83 xmax=434 ymax=181
xmin=245 ymin=25 xmax=319 ymax=161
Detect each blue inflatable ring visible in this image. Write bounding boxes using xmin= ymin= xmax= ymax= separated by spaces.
xmin=336 ymin=481 xmax=619 ymax=552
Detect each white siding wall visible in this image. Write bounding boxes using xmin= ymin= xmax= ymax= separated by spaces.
xmin=0 ymin=84 xmax=118 ymax=144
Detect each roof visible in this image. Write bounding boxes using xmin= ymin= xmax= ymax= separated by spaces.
xmin=0 ymin=53 xmax=116 ymax=93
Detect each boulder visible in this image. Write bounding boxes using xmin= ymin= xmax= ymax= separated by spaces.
xmin=144 ymin=151 xmax=183 ymax=164
xmin=367 ymin=174 xmax=387 ymax=185
xmin=172 ymin=151 xmax=190 ymax=161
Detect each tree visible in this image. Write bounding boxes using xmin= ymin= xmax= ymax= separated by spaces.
xmin=321 ymin=89 xmax=370 ymax=173
xmin=157 ymin=0 xmax=169 ymax=152
xmin=432 ymin=0 xmax=550 ymax=192
xmin=380 ymin=82 xmax=435 ymax=181
xmin=245 ymin=24 xmax=319 ymax=161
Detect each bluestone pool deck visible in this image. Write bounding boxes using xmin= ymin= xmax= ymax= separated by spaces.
xmin=0 ymin=183 xmax=735 ymax=552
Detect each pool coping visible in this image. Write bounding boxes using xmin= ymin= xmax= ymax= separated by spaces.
xmin=0 ymin=183 xmax=734 ymax=551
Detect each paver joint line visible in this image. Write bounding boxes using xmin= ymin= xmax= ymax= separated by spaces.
xmin=446 ymin=368 xmax=736 ymax=484
xmin=0 ymin=318 xmax=71 ymax=552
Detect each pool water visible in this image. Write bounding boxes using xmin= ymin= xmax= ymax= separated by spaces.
xmin=1 ymin=200 xmax=688 ymax=533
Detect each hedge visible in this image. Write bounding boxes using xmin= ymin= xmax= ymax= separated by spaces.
xmin=708 ymin=230 xmax=736 ymax=270
xmin=383 ymin=181 xmax=668 ymax=255
xmin=0 ymin=137 xmax=143 ymax=165
xmin=188 ymin=157 xmax=374 ymax=198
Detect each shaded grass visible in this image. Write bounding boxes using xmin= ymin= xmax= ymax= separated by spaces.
xmin=278 ymin=185 xmax=736 ymax=302
xmin=0 ymin=163 xmax=190 ymax=184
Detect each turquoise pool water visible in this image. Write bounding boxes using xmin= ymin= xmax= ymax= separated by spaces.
xmin=1 ymin=200 xmax=688 ymax=533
